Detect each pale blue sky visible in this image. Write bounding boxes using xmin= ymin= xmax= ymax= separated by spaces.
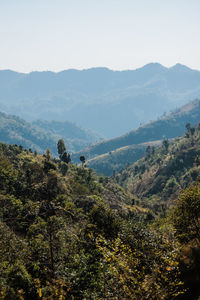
xmin=0 ymin=0 xmax=200 ymax=72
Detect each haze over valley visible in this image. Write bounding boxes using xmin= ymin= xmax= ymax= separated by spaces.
xmin=1 ymin=63 xmax=200 ymax=138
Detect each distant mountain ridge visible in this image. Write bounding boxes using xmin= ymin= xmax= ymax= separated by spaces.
xmin=32 ymin=119 xmax=101 ymax=144
xmin=0 ymin=63 xmax=200 ymax=137
xmin=0 ymin=112 xmax=100 ymax=154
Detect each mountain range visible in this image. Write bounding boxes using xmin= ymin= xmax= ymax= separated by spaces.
xmin=0 ymin=63 xmax=200 ymax=137
xmin=73 ymin=98 xmax=200 ymax=175
xmin=1 ymin=97 xmax=200 ymax=174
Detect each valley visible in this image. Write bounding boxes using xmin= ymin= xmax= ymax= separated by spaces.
xmin=0 ymin=64 xmax=200 ymax=299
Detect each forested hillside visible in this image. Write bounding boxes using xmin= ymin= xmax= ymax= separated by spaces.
xmin=1 ymin=64 xmax=200 ymax=137
xmin=1 ymin=141 xmax=199 ymax=298
xmin=0 ymin=112 xmax=58 ymax=153
xmin=32 ymin=119 xmax=101 ymax=144
xmin=87 ymin=141 xmax=161 ymax=176
xmin=117 ymin=121 xmax=200 ymax=214
xmin=74 ymin=98 xmax=200 ymax=175
xmin=0 ymin=112 xmax=100 ymax=154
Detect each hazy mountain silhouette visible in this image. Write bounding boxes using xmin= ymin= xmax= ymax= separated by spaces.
xmin=0 ymin=63 xmax=200 ymax=137
xmin=0 ymin=112 xmax=100 ymax=154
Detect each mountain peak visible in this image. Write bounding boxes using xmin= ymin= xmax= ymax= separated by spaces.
xmin=139 ymin=62 xmax=166 ymax=71
xmin=170 ymin=63 xmax=192 ymax=72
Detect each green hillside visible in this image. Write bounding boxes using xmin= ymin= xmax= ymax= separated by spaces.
xmin=1 ymin=141 xmax=200 ymax=298
xmin=0 ymin=142 xmax=187 ymax=299
xmin=0 ymin=112 xmax=58 ymax=153
xmin=117 ymin=122 xmax=200 ymax=213
xmin=0 ymin=112 xmax=100 ymax=155
xmin=87 ymin=141 xmax=162 ymax=176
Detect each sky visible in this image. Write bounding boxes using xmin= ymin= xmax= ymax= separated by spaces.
xmin=0 ymin=0 xmax=200 ymax=72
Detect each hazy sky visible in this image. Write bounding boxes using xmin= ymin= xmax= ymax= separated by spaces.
xmin=0 ymin=0 xmax=200 ymax=72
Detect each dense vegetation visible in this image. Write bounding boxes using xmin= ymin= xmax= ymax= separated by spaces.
xmin=1 ymin=64 xmax=200 ymax=137
xmin=87 ymin=143 xmax=149 ymax=176
xmin=1 ymin=100 xmax=200 ymax=298
xmin=73 ymin=99 xmax=200 ymax=175
xmin=0 ymin=112 xmax=100 ymax=155
xmin=117 ymin=122 xmax=200 ymax=214
xmin=1 ymin=141 xmax=198 ymax=299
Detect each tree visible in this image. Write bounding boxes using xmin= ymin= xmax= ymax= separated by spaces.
xmin=46 ymin=148 xmax=51 ymax=161
xmin=190 ymin=127 xmax=195 ymax=136
xmin=162 ymin=138 xmax=169 ymax=152
xmin=171 ymin=182 xmax=200 ymax=244
xmin=57 ymin=139 xmax=66 ymax=158
xmin=185 ymin=123 xmax=195 ymax=138
xmin=80 ymin=155 xmax=86 ymax=166
xmin=186 ymin=123 xmax=191 ymax=132
xmin=62 ymin=152 xmax=71 ymax=164
xmin=60 ymin=162 xmax=68 ymax=176
xmin=57 ymin=139 xmax=71 ymax=164
xmin=146 ymin=145 xmax=151 ymax=158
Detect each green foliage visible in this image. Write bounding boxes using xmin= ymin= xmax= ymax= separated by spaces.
xmin=57 ymin=139 xmax=66 ymax=157
xmin=87 ymin=144 xmax=147 ymax=176
xmin=89 ymin=204 xmax=121 ymax=238
xmin=0 ymin=156 xmax=18 ymax=194
xmin=118 ymin=124 xmax=200 ymax=215
xmin=162 ymin=138 xmax=169 ymax=153
xmin=94 ymin=225 xmax=184 ymax=299
xmin=61 ymin=151 xmax=71 ymax=164
xmin=171 ymin=182 xmax=200 ymax=244
xmin=0 ymin=142 xmax=190 ymax=299
xmin=80 ymin=155 xmax=86 ymax=166
xmin=59 ymin=162 xmax=68 ymax=176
